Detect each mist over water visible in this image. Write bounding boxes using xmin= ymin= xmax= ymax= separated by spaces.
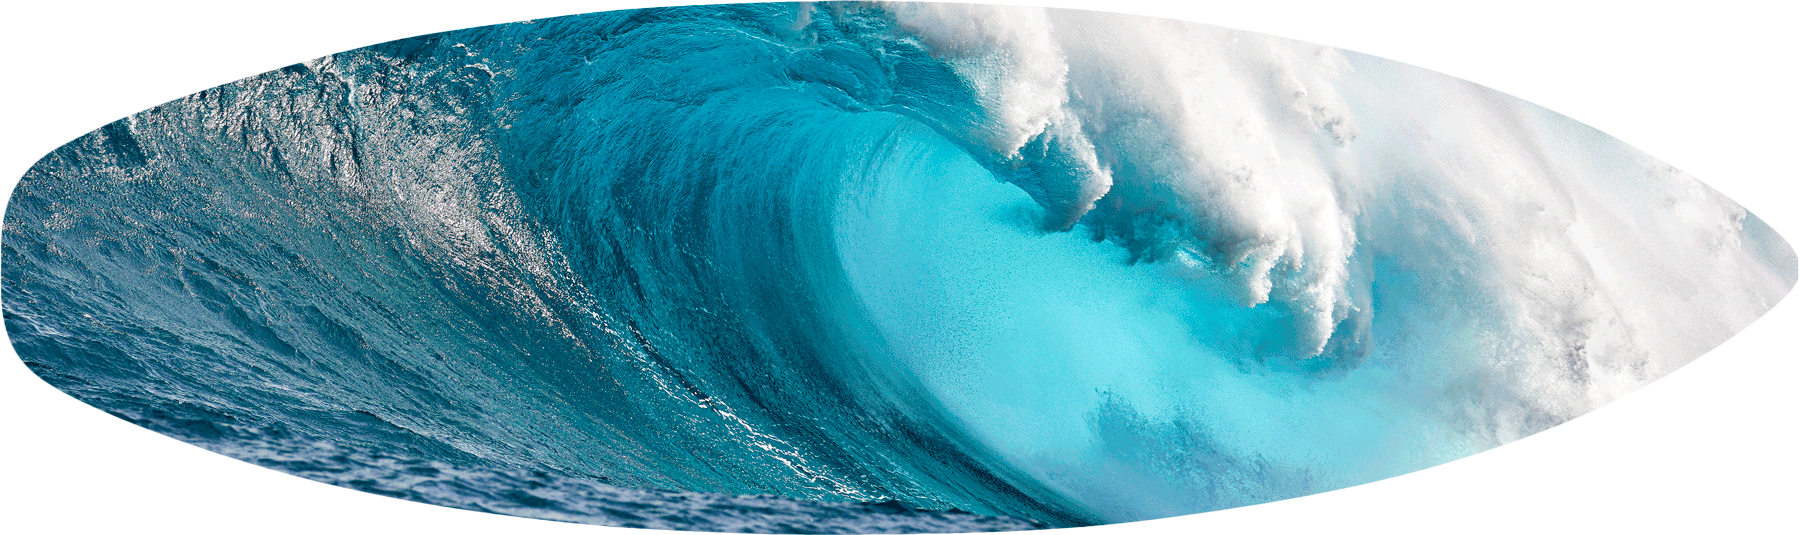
xmin=6 ymin=2 xmax=1793 ymax=530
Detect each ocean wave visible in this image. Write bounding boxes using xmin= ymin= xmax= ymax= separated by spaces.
xmin=6 ymin=2 xmax=1793 ymax=530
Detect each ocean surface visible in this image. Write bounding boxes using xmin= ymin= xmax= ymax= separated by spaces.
xmin=6 ymin=2 xmax=1795 ymax=532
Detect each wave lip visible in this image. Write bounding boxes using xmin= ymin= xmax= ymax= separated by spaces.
xmin=5 ymin=2 xmax=1795 ymax=531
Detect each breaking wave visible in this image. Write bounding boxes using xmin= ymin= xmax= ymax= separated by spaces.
xmin=6 ymin=3 xmax=1793 ymax=529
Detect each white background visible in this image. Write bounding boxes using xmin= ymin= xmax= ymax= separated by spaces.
xmin=2 ymin=1 xmax=1794 ymax=533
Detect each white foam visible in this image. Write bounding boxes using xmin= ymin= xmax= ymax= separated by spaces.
xmin=880 ymin=1 xmax=1793 ymax=440
xmin=890 ymin=5 xmax=1367 ymax=355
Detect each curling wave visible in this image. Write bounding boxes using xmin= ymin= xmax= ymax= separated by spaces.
xmin=5 ymin=3 xmax=1795 ymax=529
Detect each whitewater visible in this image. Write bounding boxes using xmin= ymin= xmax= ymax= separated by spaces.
xmin=5 ymin=2 xmax=1794 ymax=531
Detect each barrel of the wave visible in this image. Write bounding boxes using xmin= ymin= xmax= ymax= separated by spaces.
xmin=470 ymin=5 xmax=1103 ymax=526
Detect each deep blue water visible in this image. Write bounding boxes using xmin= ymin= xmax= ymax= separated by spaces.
xmin=6 ymin=3 xmax=1794 ymax=532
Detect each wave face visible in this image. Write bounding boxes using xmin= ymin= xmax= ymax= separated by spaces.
xmin=5 ymin=2 xmax=1796 ymax=529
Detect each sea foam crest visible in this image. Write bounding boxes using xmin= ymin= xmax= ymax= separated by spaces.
xmin=884 ymin=1 xmax=1793 ymax=385
xmin=890 ymin=4 xmax=1365 ymax=360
